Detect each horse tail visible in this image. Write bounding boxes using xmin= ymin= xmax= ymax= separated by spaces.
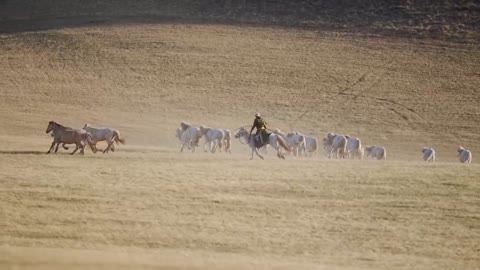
xmin=356 ymin=140 xmax=362 ymax=159
xmin=312 ymin=137 xmax=318 ymax=152
xmin=277 ymin=136 xmax=291 ymax=152
xmin=113 ymin=130 xmax=126 ymax=145
xmin=299 ymin=135 xmax=306 ymax=156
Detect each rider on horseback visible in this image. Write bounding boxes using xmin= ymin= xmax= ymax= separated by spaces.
xmin=250 ymin=113 xmax=268 ymax=145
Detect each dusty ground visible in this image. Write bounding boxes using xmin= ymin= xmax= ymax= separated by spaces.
xmin=0 ymin=23 xmax=479 ymax=269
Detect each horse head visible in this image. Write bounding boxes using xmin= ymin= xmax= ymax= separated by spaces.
xmin=180 ymin=122 xmax=191 ymax=131
xmin=46 ymin=121 xmax=58 ymax=133
xmin=234 ymin=127 xmax=248 ymax=139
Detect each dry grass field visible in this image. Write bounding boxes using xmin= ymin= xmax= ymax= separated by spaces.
xmin=1 ymin=20 xmax=480 ymax=269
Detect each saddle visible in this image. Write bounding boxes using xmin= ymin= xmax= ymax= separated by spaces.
xmin=254 ymin=131 xmax=270 ymax=148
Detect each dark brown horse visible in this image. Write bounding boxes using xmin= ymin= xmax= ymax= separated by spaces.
xmin=45 ymin=121 xmax=94 ymax=155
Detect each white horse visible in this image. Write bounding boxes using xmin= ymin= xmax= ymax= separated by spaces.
xmin=83 ymin=124 xmax=125 ymax=153
xmin=272 ymin=129 xmax=306 ymax=157
xmin=179 ymin=122 xmax=202 ymax=153
xmin=457 ymin=146 xmax=472 ymax=164
xmin=345 ymin=135 xmax=363 ymax=159
xmin=234 ymin=127 xmax=291 ymax=160
xmin=323 ymin=133 xmax=347 ymax=159
xmin=291 ymin=132 xmax=318 ymax=157
xmin=199 ymin=126 xmax=225 ymax=153
xmin=422 ymin=147 xmax=435 ymax=162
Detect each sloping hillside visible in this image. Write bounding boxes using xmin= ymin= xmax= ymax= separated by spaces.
xmin=1 ymin=0 xmax=479 ymax=42
xmin=1 ymin=3 xmax=480 ymax=270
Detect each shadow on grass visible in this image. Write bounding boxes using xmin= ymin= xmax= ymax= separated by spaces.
xmin=0 ymin=150 xmax=72 ymax=155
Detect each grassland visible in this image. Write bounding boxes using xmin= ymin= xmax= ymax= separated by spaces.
xmin=0 ymin=21 xmax=479 ymax=269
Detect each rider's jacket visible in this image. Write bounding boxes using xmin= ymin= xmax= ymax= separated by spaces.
xmin=252 ymin=117 xmax=267 ymax=132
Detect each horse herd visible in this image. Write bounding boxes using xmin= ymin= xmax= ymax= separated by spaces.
xmin=44 ymin=120 xmax=473 ymax=164
xmin=175 ymin=121 xmax=473 ymax=163
xmin=45 ymin=121 xmax=125 ymax=155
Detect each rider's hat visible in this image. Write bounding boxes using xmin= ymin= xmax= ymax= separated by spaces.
xmin=255 ymin=113 xmax=261 ymax=117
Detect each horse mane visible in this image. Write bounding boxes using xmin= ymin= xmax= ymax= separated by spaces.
xmin=49 ymin=121 xmax=63 ymax=128
xmin=49 ymin=121 xmax=73 ymax=130
xmin=200 ymin=125 xmax=211 ymax=134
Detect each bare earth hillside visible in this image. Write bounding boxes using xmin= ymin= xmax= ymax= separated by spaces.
xmin=1 ymin=15 xmax=480 ymax=270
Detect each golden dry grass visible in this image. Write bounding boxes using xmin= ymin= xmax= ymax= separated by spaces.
xmin=0 ymin=22 xmax=479 ymax=269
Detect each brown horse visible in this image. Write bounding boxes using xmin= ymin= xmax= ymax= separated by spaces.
xmin=49 ymin=125 xmax=98 ymax=154
xmin=45 ymin=121 xmax=94 ymax=155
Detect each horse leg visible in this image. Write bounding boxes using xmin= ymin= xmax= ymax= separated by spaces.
xmin=47 ymin=141 xmax=56 ymax=154
xmin=93 ymin=140 xmax=102 ymax=152
xmin=62 ymin=143 xmax=69 ymax=150
xmin=217 ymin=140 xmax=222 ymax=153
xmin=208 ymin=141 xmax=212 ymax=153
xmin=103 ymin=140 xmax=113 ymax=153
xmin=80 ymin=143 xmax=85 ymax=155
xmin=102 ymin=141 xmax=109 ymax=153
xmin=90 ymin=142 xmax=98 ymax=154
xmin=211 ymin=141 xmax=217 ymax=153
xmin=255 ymin=148 xmax=264 ymax=160
xmin=55 ymin=143 xmax=61 ymax=153
xmin=71 ymin=145 xmax=79 ymax=155
xmin=273 ymin=144 xmax=285 ymax=160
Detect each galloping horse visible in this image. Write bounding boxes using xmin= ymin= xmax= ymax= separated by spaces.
xmin=234 ymin=127 xmax=291 ymax=160
xmin=179 ymin=122 xmax=202 ymax=153
xmin=199 ymin=126 xmax=224 ymax=153
xmin=45 ymin=121 xmax=94 ymax=155
xmin=83 ymin=124 xmax=125 ymax=153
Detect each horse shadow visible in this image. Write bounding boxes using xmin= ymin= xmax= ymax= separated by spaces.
xmin=0 ymin=150 xmax=69 ymax=155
